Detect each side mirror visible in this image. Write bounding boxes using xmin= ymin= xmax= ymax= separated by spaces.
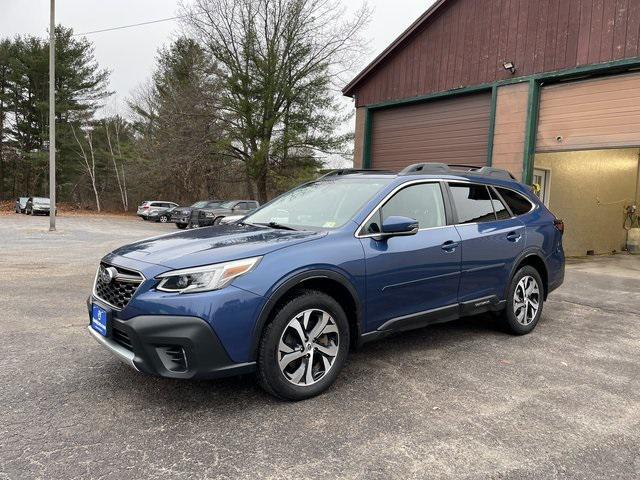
xmin=379 ymin=216 xmax=419 ymax=238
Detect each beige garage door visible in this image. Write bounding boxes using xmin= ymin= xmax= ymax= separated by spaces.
xmin=537 ymin=72 xmax=640 ymax=152
xmin=370 ymin=92 xmax=492 ymax=171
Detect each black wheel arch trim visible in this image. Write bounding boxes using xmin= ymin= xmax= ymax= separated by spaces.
xmin=249 ymin=268 xmax=364 ymax=359
xmin=504 ymin=248 xmax=550 ymax=300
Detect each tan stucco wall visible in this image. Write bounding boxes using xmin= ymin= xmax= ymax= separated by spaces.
xmin=535 ymin=148 xmax=640 ymax=256
xmin=491 ymin=83 xmax=530 ymax=181
xmin=353 ymin=107 xmax=366 ymax=168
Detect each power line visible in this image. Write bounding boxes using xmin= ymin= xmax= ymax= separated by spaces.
xmin=73 ymin=15 xmax=185 ymax=36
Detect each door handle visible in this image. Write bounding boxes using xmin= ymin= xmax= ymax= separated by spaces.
xmin=506 ymin=231 xmax=522 ymax=242
xmin=441 ymin=240 xmax=459 ymax=252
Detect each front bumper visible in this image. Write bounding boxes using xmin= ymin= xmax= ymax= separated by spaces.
xmin=87 ymin=300 xmax=256 ymax=379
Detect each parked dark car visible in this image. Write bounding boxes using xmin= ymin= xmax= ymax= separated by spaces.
xmin=148 ymin=206 xmax=177 ymax=223
xmin=25 ymin=197 xmax=52 ymax=216
xmin=193 ymin=200 xmax=260 ymax=227
xmin=15 ymin=197 xmax=29 ymax=213
xmin=171 ymin=200 xmax=222 ymax=229
xmin=87 ymin=164 xmax=565 ymax=400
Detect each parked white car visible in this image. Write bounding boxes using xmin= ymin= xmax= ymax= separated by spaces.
xmin=136 ymin=201 xmax=178 ymax=220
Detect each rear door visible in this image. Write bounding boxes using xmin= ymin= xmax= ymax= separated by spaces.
xmin=359 ymin=182 xmax=462 ymax=331
xmin=149 ymin=202 xmax=163 ymax=214
xmin=447 ymin=182 xmax=525 ymax=307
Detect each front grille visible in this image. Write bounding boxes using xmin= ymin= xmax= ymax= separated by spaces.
xmin=112 ymin=326 xmax=133 ymax=351
xmin=94 ymin=263 xmax=144 ymax=310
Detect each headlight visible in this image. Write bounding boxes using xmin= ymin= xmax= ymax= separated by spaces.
xmin=204 ymin=212 xmax=215 ymax=217
xmin=156 ymin=257 xmax=262 ymax=293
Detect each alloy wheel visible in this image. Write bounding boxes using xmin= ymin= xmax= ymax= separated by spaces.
xmin=513 ymin=275 xmax=540 ymax=325
xmin=277 ymin=309 xmax=340 ymax=386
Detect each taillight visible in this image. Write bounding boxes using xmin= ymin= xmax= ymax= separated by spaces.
xmin=553 ymin=218 xmax=564 ymax=234
xmin=143 ymin=205 xmax=149 ymax=210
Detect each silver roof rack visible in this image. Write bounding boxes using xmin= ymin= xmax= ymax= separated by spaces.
xmin=399 ymin=163 xmax=515 ymax=180
xmin=318 ymin=168 xmax=394 ymax=179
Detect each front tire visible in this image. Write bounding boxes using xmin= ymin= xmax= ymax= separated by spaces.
xmin=257 ymin=290 xmax=350 ymax=401
xmin=502 ymin=266 xmax=544 ymax=335
xmin=159 ymin=215 xmax=169 ymax=223
xmin=176 ymin=223 xmax=187 ymax=229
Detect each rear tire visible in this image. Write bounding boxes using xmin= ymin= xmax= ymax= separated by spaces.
xmin=257 ymin=290 xmax=350 ymax=401
xmin=501 ymin=266 xmax=544 ymax=335
xmin=176 ymin=223 xmax=187 ymax=230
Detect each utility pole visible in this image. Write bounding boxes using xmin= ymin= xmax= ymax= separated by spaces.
xmin=49 ymin=0 xmax=56 ymax=231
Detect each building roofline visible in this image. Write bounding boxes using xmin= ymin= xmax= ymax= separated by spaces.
xmin=342 ymin=0 xmax=450 ymax=98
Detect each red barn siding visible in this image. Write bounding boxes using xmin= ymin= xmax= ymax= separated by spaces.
xmin=352 ymin=0 xmax=640 ymax=107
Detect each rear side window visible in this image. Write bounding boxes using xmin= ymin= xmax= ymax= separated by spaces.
xmin=489 ymin=188 xmax=511 ymax=220
xmin=449 ymin=183 xmax=496 ymax=224
xmin=495 ymin=188 xmax=533 ymax=216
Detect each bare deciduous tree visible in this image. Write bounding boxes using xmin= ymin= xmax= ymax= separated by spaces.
xmin=105 ymin=118 xmax=128 ymax=211
xmin=182 ymin=0 xmax=371 ymax=202
xmin=71 ymin=124 xmax=101 ymax=212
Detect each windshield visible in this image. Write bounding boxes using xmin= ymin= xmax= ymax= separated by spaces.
xmin=219 ymin=201 xmax=236 ymax=209
xmin=190 ymin=201 xmax=208 ymax=208
xmin=34 ymin=197 xmax=49 ymax=204
xmin=245 ymin=178 xmax=392 ymax=230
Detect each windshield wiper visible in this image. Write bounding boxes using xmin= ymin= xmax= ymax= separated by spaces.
xmin=255 ymin=222 xmax=298 ymax=231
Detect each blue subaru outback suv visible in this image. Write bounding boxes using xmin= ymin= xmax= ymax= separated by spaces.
xmin=88 ymin=163 xmax=565 ymax=400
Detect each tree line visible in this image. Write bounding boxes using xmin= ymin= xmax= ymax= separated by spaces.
xmin=0 ymin=0 xmax=368 ymax=210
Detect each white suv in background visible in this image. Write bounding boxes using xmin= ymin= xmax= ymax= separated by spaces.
xmin=137 ymin=201 xmax=178 ymax=220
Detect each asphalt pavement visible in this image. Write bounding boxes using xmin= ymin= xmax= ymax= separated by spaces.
xmin=1 ymin=213 xmax=639 ymax=479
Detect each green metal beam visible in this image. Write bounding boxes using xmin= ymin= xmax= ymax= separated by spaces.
xmin=522 ymin=79 xmax=541 ymax=185
xmin=362 ymin=57 xmax=640 ymax=111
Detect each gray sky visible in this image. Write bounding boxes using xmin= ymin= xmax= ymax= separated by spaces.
xmin=1 ymin=0 xmax=434 ymax=114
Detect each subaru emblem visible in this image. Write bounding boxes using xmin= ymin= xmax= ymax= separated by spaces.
xmin=100 ymin=266 xmax=118 ymax=284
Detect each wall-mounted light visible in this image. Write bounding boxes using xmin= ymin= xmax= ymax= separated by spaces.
xmin=503 ymin=61 xmax=516 ymax=74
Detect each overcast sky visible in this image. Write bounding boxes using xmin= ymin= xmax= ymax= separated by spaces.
xmin=1 ymin=0 xmax=435 ymax=114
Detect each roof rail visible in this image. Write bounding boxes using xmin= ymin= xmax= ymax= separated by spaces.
xmin=399 ymin=163 xmax=515 ymax=180
xmin=318 ymin=168 xmax=393 ymax=179
xmin=398 ymin=163 xmax=452 ymax=175
xmin=473 ymin=166 xmax=516 ymax=180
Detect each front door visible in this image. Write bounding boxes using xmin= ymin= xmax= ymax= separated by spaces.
xmin=359 ymin=182 xmax=462 ymax=331
xmin=448 ymin=182 xmax=525 ymax=305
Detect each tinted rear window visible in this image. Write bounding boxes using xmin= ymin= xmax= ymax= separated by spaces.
xmin=495 ymin=188 xmax=533 ymax=216
xmin=449 ymin=183 xmax=496 ymax=224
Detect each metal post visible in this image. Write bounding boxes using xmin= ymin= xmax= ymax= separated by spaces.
xmin=48 ymin=0 xmax=56 ymax=231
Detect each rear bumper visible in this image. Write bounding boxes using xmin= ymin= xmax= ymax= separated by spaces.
xmin=87 ymin=299 xmax=256 ymax=379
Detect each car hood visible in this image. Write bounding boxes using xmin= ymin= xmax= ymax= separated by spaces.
xmin=197 ymin=207 xmax=231 ymax=214
xmin=108 ymin=223 xmax=326 ymax=270
xmin=173 ymin=207 xmax=193 ymax=214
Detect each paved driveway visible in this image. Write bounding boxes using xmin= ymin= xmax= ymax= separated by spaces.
xmin=1 ymin=214 xmax=639 ymax=479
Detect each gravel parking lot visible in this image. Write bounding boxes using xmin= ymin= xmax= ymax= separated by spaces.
xmin=1 ymin=214 xmax=639 ymax=479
